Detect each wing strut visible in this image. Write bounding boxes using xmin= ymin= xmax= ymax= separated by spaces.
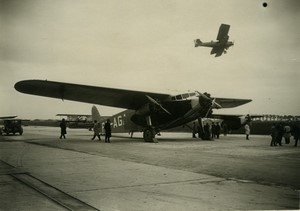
xmin=60 ymin=85 xmax=65 ymax=101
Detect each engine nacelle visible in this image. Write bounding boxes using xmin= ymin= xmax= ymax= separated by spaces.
xmin=135 ymin=103 xmax=153 ymax=116
xmin=221 ymin=116 xmax=250 ymax=130
xmin=221 ymin=118 xmax=242 ymax=130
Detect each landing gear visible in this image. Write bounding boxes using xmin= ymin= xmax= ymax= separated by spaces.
xmin=143 ymin=128 xmax=156 ymax=142
xmin=143 ymin=116 xmax=158 ymax=142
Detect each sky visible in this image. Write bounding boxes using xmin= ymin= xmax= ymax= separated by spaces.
xmin=1 ymin=0 xmax=299 ymax=119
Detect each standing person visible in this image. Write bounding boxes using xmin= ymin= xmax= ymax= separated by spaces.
xmin=215 ymin=122 xmax=221 ymax=139
xmin=211 ymin=122 xmax=216 ymax=139
xmin=291 ymin=123 xmax=300 ymax=147
xmin=59 ymin=118 xmax=67 ymax=139
xmin=276 ymin=123 xmax=284 ymax=146
xmin=245 ymin=123 xmax=250 ymax=140
xmin=192 ymin=122 xmax=197 ymax=138
xmin=245 ymin=114 xmax=251 ymax=124
xmin=91 ymin=120 xmax=101 ymax=141
xmin=197 ymin=124 xmax=203 ymax=139
xmin=270 ymin=123 xmax=278 ymax=146
xmin=223 ymin=122 xmax=228 ymax=136
xmin=283 ymin=124 xmax=291 ymax=144
xmin=204 ymin=123 xmax=210 ymax=140
xmin=104 ymin=119 xmax=111 ymax=143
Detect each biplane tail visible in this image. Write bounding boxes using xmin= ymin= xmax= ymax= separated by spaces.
xmin=194 ymin=39 xmax=202 ymax=47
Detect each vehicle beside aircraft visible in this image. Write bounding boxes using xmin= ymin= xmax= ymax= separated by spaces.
xmin=0 ymin=116 xmax=27 ymax=136
xmin=15 ymin=80 xmax=252 ymax=142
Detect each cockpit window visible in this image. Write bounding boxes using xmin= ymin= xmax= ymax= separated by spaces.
xmin=175 ymin=95 xmax=182 ymax=100
xmin=171 ymin=92 xmax=197 ymax=101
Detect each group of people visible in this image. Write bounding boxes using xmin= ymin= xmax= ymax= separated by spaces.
xmin=59 ymin=118 xmax=112 ymax=143
xmin=270 ymin=122 xmax=300 ymax=147
xmin=193 ymin=121 xmax=221 ymax=140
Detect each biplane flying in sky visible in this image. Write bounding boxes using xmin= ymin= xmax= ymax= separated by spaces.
xmin=15 ymin=80 xmax=252 ymax=142
xmin=194 ymin=24 xmax=234 ymax=57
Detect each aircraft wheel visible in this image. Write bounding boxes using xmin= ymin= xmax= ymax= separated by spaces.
xmin=143 ymin=128 xmax=155 ymax=142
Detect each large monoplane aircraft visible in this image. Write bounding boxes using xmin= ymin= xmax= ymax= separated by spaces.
xmin=15 ymin=80 xmax=251 ymax=142
xmin=194 ymin=24 xmax=234 ymax=57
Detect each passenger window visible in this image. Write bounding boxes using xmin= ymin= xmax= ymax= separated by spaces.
xmin=171 ymin=96 xmax=176 ymax=101
xmin=176 ymin=95 xmax=182 ymax=100
xmin=189 ymin=93 xmax=196 ymax=97
xmin=182 ymin=93 xmax=189 ymax=99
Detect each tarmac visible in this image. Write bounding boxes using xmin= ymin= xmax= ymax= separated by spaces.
xmin=0 ymin=126 xmax=299 ymax=211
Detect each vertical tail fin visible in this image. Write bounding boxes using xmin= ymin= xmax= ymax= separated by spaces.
xmin=194 ymin=39 xmax=202 ymax=47
xmin=91 ymin=105 xmax=101 ymax=122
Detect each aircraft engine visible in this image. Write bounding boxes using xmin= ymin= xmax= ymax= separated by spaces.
xmin=197 ymin=92 xmax=214 ymax=117
xmin=221 ymin=116 xmax=249 ymax=131
xmin=221 ymin=118 xmax=241 ymax=130
xmin=198 ymin=92 xmax=212 ymax=109
xmin=135 ymin=103 xmax=156 ymax=116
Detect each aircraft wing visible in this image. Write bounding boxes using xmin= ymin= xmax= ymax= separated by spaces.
xmin=210 ymin=47 xmax=224 ymax=57
xmin=216 ymin=24 xmax=230 ymax=41
xmin=56 ymin=114 xmax=91 ymax=117
xmin=15 ymin=80 xmax=170 ymax=110
xmin=0 ymin=116 xmax=17 ymax=119
xmin=210 ymin=114 xmax=264 ymax=119
xmin=210 ymin=114 xmax=242 ymax=119
xmin=213 ymin=97 xmax=252 ymax=108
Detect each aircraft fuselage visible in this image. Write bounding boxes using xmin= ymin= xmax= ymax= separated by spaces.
xmin=198 ymin=41 xmax=233 ymax=49
xmin=100 ymin=92 xmax=214 ymax=135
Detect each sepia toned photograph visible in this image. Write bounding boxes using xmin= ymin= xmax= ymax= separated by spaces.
xmin=1 ymin=0 xmax=299 ymax=210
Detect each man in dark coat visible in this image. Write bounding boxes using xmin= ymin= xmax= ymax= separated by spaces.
xmin=215 ymin=122 xmax=221 ymax=139
xmin=292 ymin=123 xmax=300 ymax=147
xmin=104 ymin=119 xmax=111 ymax=143
xmin=60 ymin=118 xmax=67 ymax=139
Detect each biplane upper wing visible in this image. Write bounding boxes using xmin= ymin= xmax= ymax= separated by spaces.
xmin=216 ymin=24 xmax=230 ymax=41
xmin=15 ymin=80 xmax=171 ymax=110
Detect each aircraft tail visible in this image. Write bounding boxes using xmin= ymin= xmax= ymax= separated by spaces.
xmin=194 ymin=39 xmax=202 ymax=47
xmin=91 ymin=105 xmax=101 ymax=122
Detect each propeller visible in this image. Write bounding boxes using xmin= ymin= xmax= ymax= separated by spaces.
xmin=197 ymin=92 xmax=222 ymax=118
xmin=146 ymin=95 xmax=172 ymax=116
xmin=205 ymin=98 xmax=221 ymax=117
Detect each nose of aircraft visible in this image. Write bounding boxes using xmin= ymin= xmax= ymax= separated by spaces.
xmin=198 ymin=92 xmax=222 ymax=110
xmin=198 ymin=92 xmax=212 ymax=108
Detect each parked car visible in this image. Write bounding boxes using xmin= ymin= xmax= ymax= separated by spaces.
xmin=2 ymin=119 xmax=23 ymax=135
